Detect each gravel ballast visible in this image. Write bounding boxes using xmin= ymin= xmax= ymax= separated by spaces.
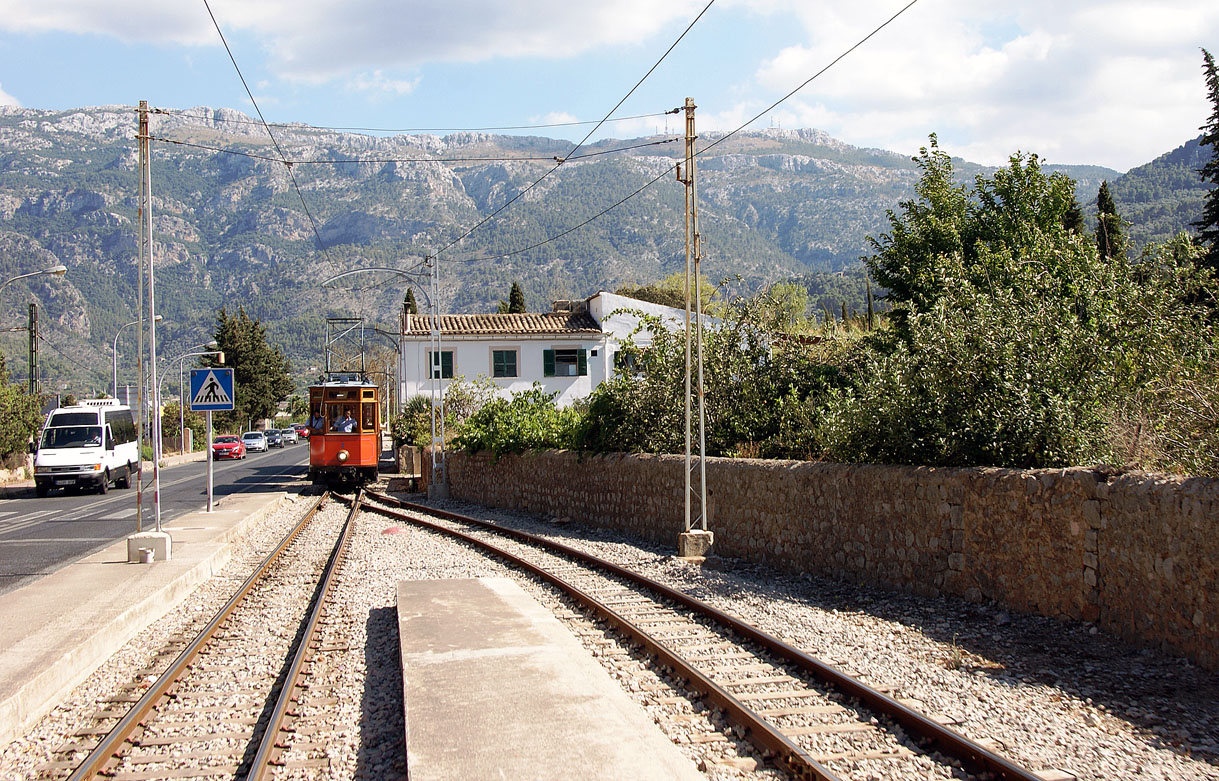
xmin=2 ymin=486 xmax=1216 ymax=780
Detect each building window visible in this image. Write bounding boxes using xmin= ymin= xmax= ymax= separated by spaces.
xmin=543 ymin=348 xmax=587 ymax=377
xmin=492 ymin=349 xmax=518 ymax=378
xmin=428 ymin=350 xmax=453 ymax=379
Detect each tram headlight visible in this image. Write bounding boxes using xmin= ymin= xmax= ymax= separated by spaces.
xmin=337 ymin=449 xmax=349 ymax=463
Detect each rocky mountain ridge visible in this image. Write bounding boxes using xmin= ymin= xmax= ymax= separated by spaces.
xmin=0 ymin=104 xmax=1203 ymax=393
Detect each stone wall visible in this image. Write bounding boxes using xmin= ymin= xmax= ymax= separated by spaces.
xmin=425 ymin=450 xmax=1217 ymax=671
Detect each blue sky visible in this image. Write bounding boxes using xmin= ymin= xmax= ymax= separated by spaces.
xmin=0 ymin=0 xmax=1217 ymax=172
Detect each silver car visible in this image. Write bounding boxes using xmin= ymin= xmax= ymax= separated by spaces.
xmin=241 ymin=431 xmax=268 ymax=453
xmin=280 ymin=428 xmax=298 ymax=444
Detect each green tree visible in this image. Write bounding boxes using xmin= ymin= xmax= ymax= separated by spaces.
xmin=1096 ymin=180 xmax=1124 ymax=261
xmin=0 ymin=356 xmax=43 ymax=459
xmin=867 ymin=136 xmax=1081 ymax=338
xmin=1196 ymin=48 xmax=1219 ymax=276
xmin=507 ymin=281 xmax=526 ymax=313
xmin=204 ymin=307 xmax=292 ymax=428
xmin=404 ymin=288 xmax=419 ymax=315
xmin=835 ymin=138 xmax=1218 ymax=473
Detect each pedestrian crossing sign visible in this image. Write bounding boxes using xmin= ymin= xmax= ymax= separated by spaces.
xmin=189 ymin=368 xmax=235 ymax=411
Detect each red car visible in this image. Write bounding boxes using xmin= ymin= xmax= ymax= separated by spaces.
xmin=293 ymin=424 xmax=311 ymax=440
xmin=211 ymin=435 xmax=246 ymax=460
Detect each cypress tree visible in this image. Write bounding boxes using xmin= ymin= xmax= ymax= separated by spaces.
xmin=1096 ymin=181 xmax=1124 ymax=261
xmin=1196 ymin=48 xmax=1219 ymax=275
xmin=508 ymin=281 xmax=527 ymax=313
xmin=1062 ymin=197 xmax=1085 ymax=235
xmin=404 ymin=288 xmax=419 ymax=315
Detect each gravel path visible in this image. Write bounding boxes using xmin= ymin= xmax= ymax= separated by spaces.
xmin=3 ymin=486 xmax=1216 ymax=781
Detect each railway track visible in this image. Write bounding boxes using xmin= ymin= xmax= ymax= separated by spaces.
xmin=360 ymin=489 xmax=1043 ymax=781
xmin=52 ymin=491 xmax=358 ymax=781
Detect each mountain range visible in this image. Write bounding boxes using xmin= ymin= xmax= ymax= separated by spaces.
xmin=0 ymin=104 xmax=1211 ymax=394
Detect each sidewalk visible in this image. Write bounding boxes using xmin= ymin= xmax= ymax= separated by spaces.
xmin=0 ymin=488 xmax=290 ymax=745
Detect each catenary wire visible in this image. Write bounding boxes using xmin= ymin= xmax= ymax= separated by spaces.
xmin=200 ymin=0 xmax=331 ymax=260
xmin=145 ymin=134 xmax=678 ymax=165
xmin=449 ymin=0 xmax=923 ymax=265
xmin=152 ymin=107 xmax=676 ymax=134
xmin=430 ymin=0 xmax=716 ymax=261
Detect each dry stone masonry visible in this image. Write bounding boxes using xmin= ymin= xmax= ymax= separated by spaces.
xmin=426 ymin=451 xmax=1217 ymax=671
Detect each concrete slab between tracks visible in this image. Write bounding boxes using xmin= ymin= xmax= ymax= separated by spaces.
xmin=0 ymin=491 xmax=289 ymax=745
xmin=396 ymin=577 xmax=704 ymax=781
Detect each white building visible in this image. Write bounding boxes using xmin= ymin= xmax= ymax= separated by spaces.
xmin=397 ymin=291 xmax=687 ymax=407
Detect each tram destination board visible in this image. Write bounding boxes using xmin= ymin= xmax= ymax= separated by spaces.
xmin=190 ymin=368 xmax=235 ymax=412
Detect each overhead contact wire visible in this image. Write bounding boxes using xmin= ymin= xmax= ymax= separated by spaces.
xmin=454 ymin=0 xmax=922 ymax=265
xmin=432 ymin=0 xmax=717 ymax=260
xmin=200 ymin=0 xmax=331 ymax=260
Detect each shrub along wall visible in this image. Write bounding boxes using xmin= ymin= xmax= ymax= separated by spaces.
xmin=426 ymin=451 xmax=1217 ymax=671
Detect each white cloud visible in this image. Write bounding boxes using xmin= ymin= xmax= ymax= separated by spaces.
xmin=723 ymin=0 xmax=1219 ymax=169
xmin=349 ymin=70 xmax=420 ymax=97
xmin=0 ymin=81 xmax=19 ymax=106
xmin=0 ymin=0 xmax=706 ymax=76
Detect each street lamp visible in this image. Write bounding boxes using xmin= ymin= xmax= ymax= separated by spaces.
xmin=157 ymin=342 xmax=220 ymax=459
xmin=113 ymin=315 xmax=162 ymax=398
xmin=0 ymin=265 xmax=67 ymax=296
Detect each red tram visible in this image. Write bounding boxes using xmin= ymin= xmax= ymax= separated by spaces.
xmin=307 ymin=373 xmax=380 ymax=485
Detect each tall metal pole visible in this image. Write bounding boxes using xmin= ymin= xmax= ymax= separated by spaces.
xmin=206 ymin=411 xmax=214 ymax=512
xmin=27 ymin=303 xmax=37 ymax=396
xmin=138 ymin=100 xmax=163 ymax=533
xmin=680 ymin=97 xmax=708 ymax=534
xmin=135 ymin=101 xmax=148 ymax=535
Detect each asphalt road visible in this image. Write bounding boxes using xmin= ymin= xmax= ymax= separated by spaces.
xmin=0 ymin=442 xmax=309 ymax=596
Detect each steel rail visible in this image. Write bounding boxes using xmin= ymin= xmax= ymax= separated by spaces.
xmin=364 ymin=489 xmax=1041 ymax=781
xmin=67 ymin=492 xmax=331 ymax=781
xmin=247 ymin=489 xmax=362 ymax=779
xmin=357 ymin=492 xmax=829 ymax=780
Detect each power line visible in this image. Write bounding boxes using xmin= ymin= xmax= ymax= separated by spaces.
xmin=448 ymin=0 xmax=923 ymax=266
xmin=153 ymin=107 xmax=675 ymax=134
xmin=200 ymin=0 xmax=330 ymax=260
xmin=146 ymin=134 xmax=678 ymax=165
xmin=431 ymin=0 xmax=716 ymax=261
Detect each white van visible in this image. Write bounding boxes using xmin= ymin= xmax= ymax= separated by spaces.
xmin=32 ymin=399 xmax=139 ymax=497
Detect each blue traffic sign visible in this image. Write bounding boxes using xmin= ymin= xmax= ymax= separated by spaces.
xmin=189 ymin=368 xmax=235 ymax=411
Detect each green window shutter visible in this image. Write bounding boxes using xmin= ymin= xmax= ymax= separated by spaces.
xmin=577 ymin=348 xmax=588 ymax=376
xmin=543 ymin=349 xmax=555 ymax=377
xmin=442 ymin=352 xmax=453 ymax=379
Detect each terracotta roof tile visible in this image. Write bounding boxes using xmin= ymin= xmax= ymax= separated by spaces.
xmin=403 ymin=311 xmax=602 ymax=336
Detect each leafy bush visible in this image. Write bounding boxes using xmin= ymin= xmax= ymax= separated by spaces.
xmin=454 ymin=385 xmax=581 ymax=457
xmin=0 ymin=357 xmax=42 ymax=458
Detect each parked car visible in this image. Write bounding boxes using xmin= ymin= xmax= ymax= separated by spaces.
xmin=211 ymin=435 xmax=246 ymax=460
xmin=265 ymin=429 xmax=284 ymax=448
xmin=242 ymin=431 xmax=268 ymax=453
xmin=293 ymin=424 xmax=310 ymax=440
xmin=281 ymin=428 xmax=298 ymax=444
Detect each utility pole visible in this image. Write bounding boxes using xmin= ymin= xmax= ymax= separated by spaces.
xmin=427 ymin=254 xmax=448 ymax=499
xmin=27 ymin=303 xmax=37 ymax=396
xmin=677 ymin=97 xmax=711 ymax=559
xmin=128 ymin=99 xmax=171 ymax=563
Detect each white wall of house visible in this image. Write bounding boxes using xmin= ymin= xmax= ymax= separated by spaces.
xmin=399 ymin=333 xmax=609 ymax=408
xmin=397 ymin=291 xmax=688 ymax=410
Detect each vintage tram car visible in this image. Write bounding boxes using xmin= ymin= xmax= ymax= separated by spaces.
xmin=307 ymin=373 xmax=380 ymax=485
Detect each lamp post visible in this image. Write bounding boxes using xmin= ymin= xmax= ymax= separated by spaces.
xmin=0 ymin=265 xmax=67 ymax=296
xmin=157 ymin=342 xmax=219 ymax=459
xmin=113 ymin=314 xmax=162 ymax=399
xmin=178 ymin=347 xmax=222 ymax=455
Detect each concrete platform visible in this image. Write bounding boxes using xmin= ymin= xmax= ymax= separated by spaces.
xmin=0 ymin=490 xmax=290 ymax=745
xmin=396 ymin=577 xmax=703 ymax=781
